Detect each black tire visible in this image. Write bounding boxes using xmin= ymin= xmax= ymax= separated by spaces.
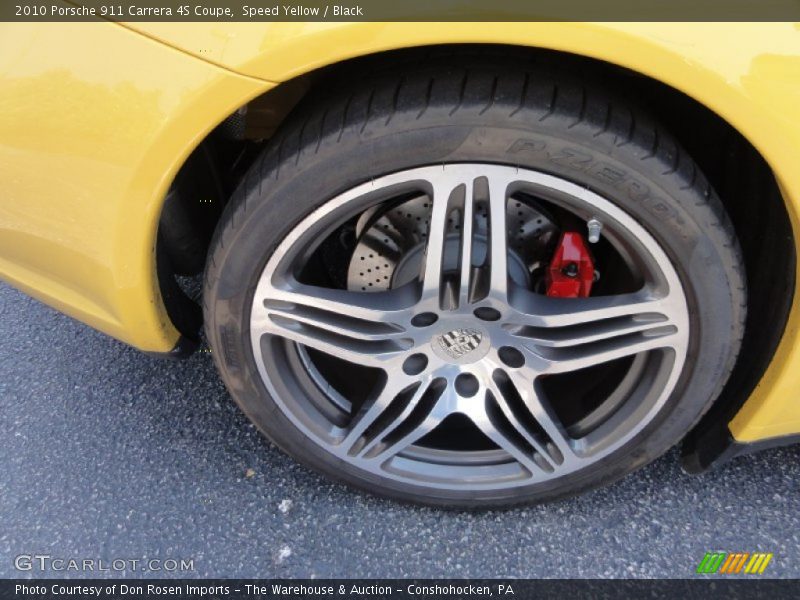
xmin=203 ymin=57 xmax=746 ymax=507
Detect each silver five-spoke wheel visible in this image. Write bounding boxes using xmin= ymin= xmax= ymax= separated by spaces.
xmin=250 ymin=165 xmax=689 ymax=490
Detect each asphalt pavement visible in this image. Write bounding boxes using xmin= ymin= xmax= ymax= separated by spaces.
xmin=1 ymin=281 xmax=799 ymax=579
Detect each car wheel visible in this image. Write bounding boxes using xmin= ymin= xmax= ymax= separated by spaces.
xmin=203 ymin=60 xmax=745 ymax=507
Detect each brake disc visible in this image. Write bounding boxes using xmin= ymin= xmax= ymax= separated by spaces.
xmin=346 ymin=194 xmax=558 ymax=292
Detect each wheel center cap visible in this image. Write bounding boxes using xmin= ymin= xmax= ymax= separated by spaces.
xmin=431 ymin=326 xmax=491 ymax=365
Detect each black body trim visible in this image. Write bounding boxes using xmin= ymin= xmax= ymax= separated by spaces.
xmin=682 ymin=430 xmax=800 ymax=473
xmin=143 ymin=335 xmax=199 ymax=360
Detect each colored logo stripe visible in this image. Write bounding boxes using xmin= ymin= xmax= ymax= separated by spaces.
xmin=696 ymin=552 xmax=773 ymax=574
xmin=719 ymin=553 xmax=749 ymax=574
xmin=697 ymin=552 xmax=727 ymax=574
xmin=745 ymin=553 xmax=773 ymax=574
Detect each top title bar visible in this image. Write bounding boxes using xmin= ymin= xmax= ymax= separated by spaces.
xmin=4 ymin=0 xmax=800 ymax=22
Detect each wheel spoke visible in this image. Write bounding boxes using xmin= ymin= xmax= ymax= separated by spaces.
xmin=509 ymin=289 xmax=686 ymax=374
xmin=420 ymin=173 xmax=511 ymax=309
xmin=489 ymin=367 xmax=579 ymax=467
xmin=468 ymin=401 xmax=548 ymax=478
xmin=483 ymin=371 xmax=562 ymax=471
xmin=362 ymin=381 xmax=448 ymax=463
xmin=420 ymin=178 xmax=458 ymax=306
xmin=485 ymin=176 xmax=510 ymax=301
xmin=353 ymin=381 xmax=432 ymax=458
xmin=461 ymin=175 xmax=510 ymax=305
xmin=338 ymin=375 xmax=422 ymax=455
xmin=457 ymin=181 xmax=476 ymax=307
xmin=263 ymin=281 xmax=415 ymax=322
xmin=533 ymin=328 xmax=678 ymax=374
xmin=252 ymin=282 xmax=414 ymax=367
xmin=510 ymin=288 xmax=676 ymax=327
xmin=511 ymin=313 xmax=670 ymax=347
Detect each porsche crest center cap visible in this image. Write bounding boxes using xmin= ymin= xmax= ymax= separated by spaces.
xmin=431 ymin=327 xmax=491 ymax=365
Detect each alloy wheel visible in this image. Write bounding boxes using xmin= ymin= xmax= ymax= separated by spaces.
xmin=249 ymin=164 xmax=690 ymax=491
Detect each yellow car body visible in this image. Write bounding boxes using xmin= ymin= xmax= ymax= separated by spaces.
xmin=1 ymin=21 xmax=799 ymax=452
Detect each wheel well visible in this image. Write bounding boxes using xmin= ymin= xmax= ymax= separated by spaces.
xmin=157 ymin=44 xmax=795 ymax=449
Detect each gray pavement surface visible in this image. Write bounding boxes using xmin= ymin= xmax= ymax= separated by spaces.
xmin=1 ymin=281 xmax=799 ymax=579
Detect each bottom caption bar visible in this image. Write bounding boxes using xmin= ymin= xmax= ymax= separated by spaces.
xmin=3 ymin=579 xmax=796 ymax=600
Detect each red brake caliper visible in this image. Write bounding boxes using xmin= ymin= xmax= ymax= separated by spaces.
xmin=545 ymin=232 xmax=595 ymax=298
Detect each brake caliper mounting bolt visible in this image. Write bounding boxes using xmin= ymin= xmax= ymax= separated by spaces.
xmin=563 ymin=262 xmax=579 ymax=278
xmin=587 ymin=218 xmax=603 ymax=244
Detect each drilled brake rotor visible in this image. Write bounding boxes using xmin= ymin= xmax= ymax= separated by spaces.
xmin=346 ymin=194 xmax=558 ymax=292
